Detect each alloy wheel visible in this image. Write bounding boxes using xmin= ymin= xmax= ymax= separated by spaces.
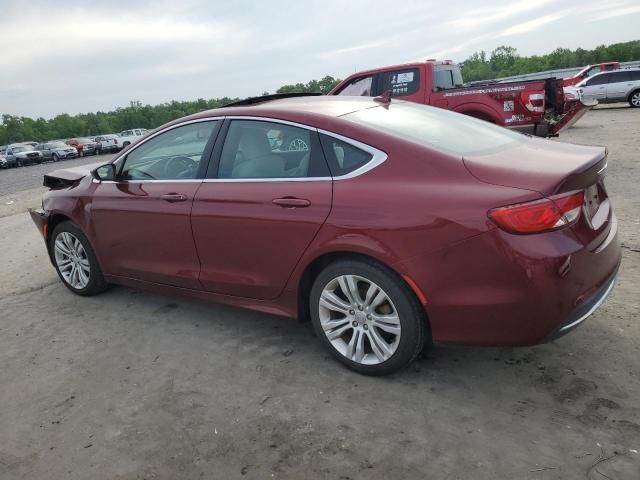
xmin=54 ymin=232 xmax=91 ymax=289
xmin=318 ymin=275 xmax=401 ymax=365
xmin=631 ymin=92 xmax=640 ymax=107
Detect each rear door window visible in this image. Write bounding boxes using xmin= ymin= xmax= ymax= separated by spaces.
xmin=586 ymin=74 xmax=610 ymax=86
xmin=609 ymin=71 xmax=631 ymax=83
xmin=377 ymin=68 xmax=420 ymax=97
xmin=216 ymin=120 xmax=329 ymax=179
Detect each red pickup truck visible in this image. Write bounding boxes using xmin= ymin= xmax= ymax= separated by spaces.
xmin=563 ymin=62 xmax=620 ymax=87
xmin=329 ymin=60 xmax=591 ymax=137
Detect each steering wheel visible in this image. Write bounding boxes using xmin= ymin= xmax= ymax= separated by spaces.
xmin=164 ymin=156 xmax=198 ymax=179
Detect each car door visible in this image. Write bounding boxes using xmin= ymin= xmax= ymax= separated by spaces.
xmin=582 ymin=73 xmax=609 ymax=101
xmin=191 ymin=118 xmax=333 ymax=300
xmin=90 ymin=119 xmax=221 ymax=289
xmin=605 ymin=71 xmax=632 ymax=101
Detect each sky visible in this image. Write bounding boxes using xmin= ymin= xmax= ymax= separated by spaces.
xmin=1 ymin=0 xmax=639 ymax=119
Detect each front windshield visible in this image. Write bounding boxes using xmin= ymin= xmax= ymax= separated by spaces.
xmin=50 ymin=142 xmax=67 ymax=148
xmin=12 ymin=146 xmax=29 ymax=153
xmin=343 ymin=101 xmax=525 ymax=156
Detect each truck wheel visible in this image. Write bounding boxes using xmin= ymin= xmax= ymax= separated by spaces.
xmin=629 ymin=90 xmax=640 ymax=108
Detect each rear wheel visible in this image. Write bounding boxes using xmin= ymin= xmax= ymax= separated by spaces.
xmin=310 ymin=258 xmax=427 ymax=375
xmin=629 ymin=90 xmax=640 ymax=108
xmin=50 ymin=222 xmax=107 ymax=296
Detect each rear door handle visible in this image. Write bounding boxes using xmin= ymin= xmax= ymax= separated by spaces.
xmin=272 ymin=197 xmax=311 ymax=208
xmin=161 ymin=193 xmax=188 ymax=202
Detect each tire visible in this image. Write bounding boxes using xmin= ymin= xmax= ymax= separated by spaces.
xmin=52 ymin=153 xmax=59 ymax=162
xmin=309 ymin=258 xmax=427 ymax=375
xmin=122 ymin=142 xmax=130 ymax=149
xmin=50 ymin=221 xmax=107 ymax=296
xmin=629 ymin=89 xmax=640 ymax=108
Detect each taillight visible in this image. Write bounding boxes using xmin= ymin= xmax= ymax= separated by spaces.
xmin=488 ymin=191 xmax=584 ymax=234
xmin=521 ymin=91 xmax=545 ymax=113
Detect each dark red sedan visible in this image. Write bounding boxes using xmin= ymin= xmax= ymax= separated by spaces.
xmin=30 ymin=95 xmax=620 ymax=375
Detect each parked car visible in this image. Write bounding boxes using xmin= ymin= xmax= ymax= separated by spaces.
xmin=66 ymin=138 xmax=97 ymax=156
xmin=94 ymin=134 xmax=121 ymax=154
xmin=565 ymin=69 xmax=640 ymax=107
xmin=0 ymin=145 xmax=8 ymax=155
xmin=35 ymin=141 xmax=79 ymax=162
xmin=563 ymin=62 xmax=620 ymax=87
xmin=329 ymin=60 xmax=592 ymax=136
xmin=0 ymin=153 xmax=10 ymax=169
xmin=5 ymin=144 xmax=43 ymax=166
xmin=30 ymin=95 xmax=620 ymax=375
xmin=117 ymin=128 xmax=148 ymax=149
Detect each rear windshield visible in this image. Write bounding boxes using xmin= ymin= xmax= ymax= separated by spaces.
xmin=342 ymin=102 xmax=525 ymax=156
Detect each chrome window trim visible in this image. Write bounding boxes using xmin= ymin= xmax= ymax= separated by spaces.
xmin=100 ymin=115 xmax=387 ymax=184
xmin=317 ymin=128 xmax=388 ymax=180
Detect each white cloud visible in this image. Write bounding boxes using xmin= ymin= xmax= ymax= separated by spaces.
xmin=591 ymin=4 xmax=640 ymax=20
xmin=318 ymin=42 xmax=384 ymax=59
xmin=499 ymin=13 xmax=564 ymax=36
xmin=449 ymin=0 xmax=553 ymax=29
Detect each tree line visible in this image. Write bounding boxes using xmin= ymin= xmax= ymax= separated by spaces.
xmin=1 ymin=40 xmax=638 ymax=145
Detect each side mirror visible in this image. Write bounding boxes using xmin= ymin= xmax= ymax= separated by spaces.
xmin=94 ymin=163 xmax=116 ymax=181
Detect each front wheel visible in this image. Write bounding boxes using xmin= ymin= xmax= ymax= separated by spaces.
xmin=52 ymin=153 xmax=59 ymax=162
xmin=50 ymin=222 xmax=107 ymax=296
xmin=629 ymin=90 xmax=640 ymax=108
xmin=310 ymin=258 xmax=427 ymax=375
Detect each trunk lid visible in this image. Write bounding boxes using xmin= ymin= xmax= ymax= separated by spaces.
xmin=463 ymin=137 xmax=607 ymax=196
xmin=464 ymin=138 xmax=612 ymax=245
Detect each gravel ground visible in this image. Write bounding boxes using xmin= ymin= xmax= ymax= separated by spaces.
xmin=0 ymin=106 xmax=638 ymax=479
xmin=0 ymin=152 xmax=117 ymax=197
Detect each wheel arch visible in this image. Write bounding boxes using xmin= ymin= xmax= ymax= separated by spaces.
xmin=296 ymin=250 xmax=430 ymax=328
xmin=453 ymin=103 xmax=502 ymax=124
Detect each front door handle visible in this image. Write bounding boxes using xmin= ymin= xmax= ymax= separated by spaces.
xmin=161 ymin=193 xmax=188 ymax=202
xmin=272 ymin=197 xmax=311 ymax=208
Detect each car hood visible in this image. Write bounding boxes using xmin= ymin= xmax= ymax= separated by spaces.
xmin=14 ymin=150 xmax=40 ymax=156
xmin=43 ymin=161 xmax=104 ymax=189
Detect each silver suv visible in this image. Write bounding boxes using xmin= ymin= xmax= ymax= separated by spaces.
xmin=573 ymin=69 xmax=640 ymax=107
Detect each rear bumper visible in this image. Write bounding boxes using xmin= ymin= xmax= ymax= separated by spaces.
xmin=395 ymin=214 xmax=621 ymax=346
xmin=543 ymin=269 xmax=617 ymax=342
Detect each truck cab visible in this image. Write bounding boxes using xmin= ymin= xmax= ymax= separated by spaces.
xmin=329 ymin=60 xmax=591 ymax=137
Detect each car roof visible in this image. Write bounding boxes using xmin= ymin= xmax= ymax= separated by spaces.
xmin=157 ymin=96 xmax=387 ymax=132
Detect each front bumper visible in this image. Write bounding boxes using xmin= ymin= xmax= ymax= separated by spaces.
xmin=28 ymin=208 xmax=49 ymax=243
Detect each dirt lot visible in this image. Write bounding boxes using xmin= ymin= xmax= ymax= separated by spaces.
xmin=0 ymin=106 xmax=638 ymax=479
